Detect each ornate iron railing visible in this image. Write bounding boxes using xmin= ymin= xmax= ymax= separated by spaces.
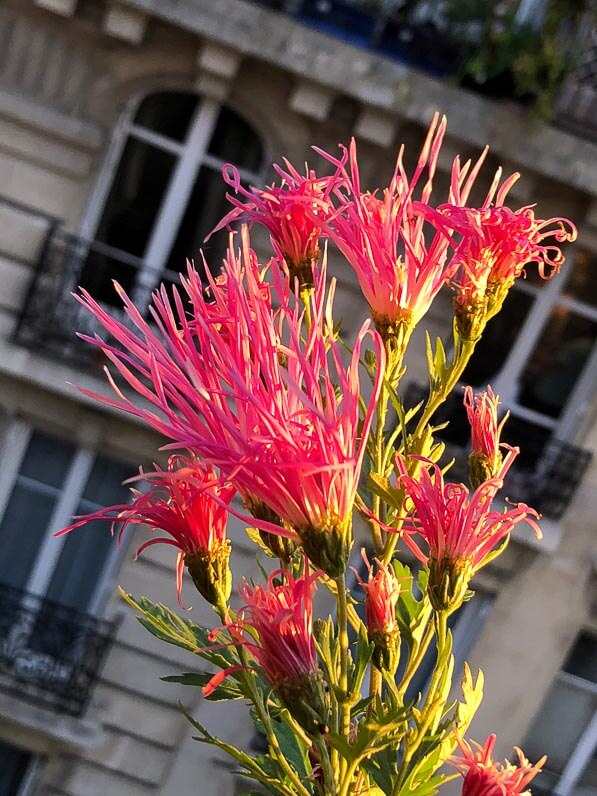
xmin=0 ymin=583 xmax=115 ymax=716
xmin=13 ymin=226 xmax=178 ymax=365
xmin=402 ymin=383 xmax=593 ymax=521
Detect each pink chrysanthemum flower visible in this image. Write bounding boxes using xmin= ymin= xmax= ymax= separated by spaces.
xmin=451 ymin=734 xmax=546 ymax=796
xmin=463 ymin=385 xmax=512 ymax=488
xmin=58 ymin=456 xmax=234 ymax=607
xmin=209 ymin=157 xmax=345 ymax=289
xmin=206 ymin=570 xmax=329 ymax=732
xmin=354 ymin=550 xmax=401 ymax=672
xmin=315 ymin=113 xmax=488 ymax=349
xmin=434 ymin=202 xmax=577 ymax=338
xmin=397 ymin=457 xmax=541 ymax=611
xmin=75 ymin=230 xmax=384 ymax=576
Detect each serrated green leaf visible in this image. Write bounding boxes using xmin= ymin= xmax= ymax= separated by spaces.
xmin=119 ymin=589 xmax=237 ymax=670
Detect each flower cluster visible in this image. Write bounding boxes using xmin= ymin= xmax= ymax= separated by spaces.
xmin=57 ymin=114 xmax=577 ymax=796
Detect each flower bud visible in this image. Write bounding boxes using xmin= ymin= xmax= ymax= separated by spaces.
xmin=186 ymin=540 xmax=232 ymax=608
xmin=427 ymin=555 xmax=474 ymax=614
xmin=299 ymin=521 xmax=353 ymax=579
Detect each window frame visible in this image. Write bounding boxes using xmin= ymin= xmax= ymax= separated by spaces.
xmin=472 ymin=243 xmax=597 ymax=443
xmin=77 ymin=87 xmax=268 ymax=305
xmin=0 ymin=420 xmax=131 ymax=616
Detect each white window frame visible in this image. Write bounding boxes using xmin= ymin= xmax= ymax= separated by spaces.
xmin=480 ymin=243 xmax=597 ymax=442
xmin=539 ymin=668 xmax=597 ymax=796
xmin=78 ymin=88 xmax=267 ymax=305
xmin=0 ymin=420 xmax=129 ymax=616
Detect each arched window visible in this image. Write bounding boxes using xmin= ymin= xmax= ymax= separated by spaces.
xmin=79 ymin=91 xmax=264 ymax=305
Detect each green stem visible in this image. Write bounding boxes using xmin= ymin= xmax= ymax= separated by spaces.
xmin=395 ymin=603 xmax=434 ymax=701
xmin=335 ymin=574 xmax=351 ymax=779
xmin=300 ymin=285 xmax=313 ymax=333
xmin=415 ymin=338 xmax=475 ymax=439
xmin=215 ymin=601 xmax=312 ymax=796
xmin=314 ymin=734 xmax=337 ymax=796
xmin=392 ymin=611 xmax=450 ymax=796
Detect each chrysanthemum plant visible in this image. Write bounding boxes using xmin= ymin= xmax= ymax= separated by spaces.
xmin=62 ymin=113 xmax=576 ymax=796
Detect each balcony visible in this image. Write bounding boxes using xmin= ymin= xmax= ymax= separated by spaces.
xmin=253 ymin=0 xmax=597 ymax=136
xmin=403 ymin=383 xmax=593 ymax=522
xmin=0 ymin=583 xmax=114 ymax=717
xmin=13 ymin=224 xmax=169 ymax=366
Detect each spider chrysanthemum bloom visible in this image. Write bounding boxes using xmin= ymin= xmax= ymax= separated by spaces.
xmin=397 ymin=458 xmax=541 ymax=612
xmin=209 ymin=158 xmax=345 ymax=291
xmin=451 ymin=734 xmax=546 ymax=796
xmin=207 ymin=570 xmax=329 ymax=734
xmin=354 ymin=551 xmax=401 ymax=672
xmin=463 ymin=385 xmax=512 ymax=488
xmin=75 ymin=230 xmax=384 ymax=577
xmin=315 ymin=113 xmax=489 ymax=363
xmin=57 ymin=456 xmax=234 ymax=607
xmin=440 ymin=203 xmax=577 ymax=340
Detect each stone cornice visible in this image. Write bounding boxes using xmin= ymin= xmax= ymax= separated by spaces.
xmin=119 ymin=0 xmax=597 ymax=196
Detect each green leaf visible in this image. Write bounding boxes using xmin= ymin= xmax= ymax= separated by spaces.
xmin=271 ymin=717 xmax=311 ymax=783
xmin=119 ymin=589 xmax=237 ymax=669
xmin=161 ymin=672 xmax=245 ymax=701
xmin=367 ymin=472 xmax=404 ymax=511
xmin=245 ymin=526 xmax=276 ymax=558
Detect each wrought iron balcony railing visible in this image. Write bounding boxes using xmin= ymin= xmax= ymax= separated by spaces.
xmin=0 ymin=583 xmax=115 ymax=717
xmin=403 ymin=383 xmax=593 ymax=521
xmin=13 ymin=225 xmax=175 ymax=366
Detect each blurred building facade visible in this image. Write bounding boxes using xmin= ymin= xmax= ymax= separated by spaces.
xmin=0 ymin=1 xmax=595 ymax=794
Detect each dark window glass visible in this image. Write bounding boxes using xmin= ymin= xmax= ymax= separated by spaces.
xmin=0 ymin=742 xmax=32 ymax=796
xmin=208 ymin=106 xmax=263 ymax=172
xmin=80 ymin=138 xmax=176 ymax=303
xmin=518 ymin=308 xmax=596 ymax=418
xmin=563 ymin=634 xmax=597 ymax=685
xmin=563 ymin=249 xmax=597 ymax=309
xmin=133 ymin=91 xmax=198 ymax=142
xmin=92 ymin=138 xmax=177 ymax=258
xmin=0 ymin=432 xmax=74 ymax=590
xmin=45 ymin=455 xmax=131 ymax=611
xmin=462 ymin=289 xmax=534 ymax=386
xmin=165 ymin=165 xmax=233 ymax=274
xmin=19 ymin=431 xmax=75 ymax=488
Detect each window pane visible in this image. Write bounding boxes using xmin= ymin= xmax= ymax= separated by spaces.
xmin=20 ymin=430 xmax=75 ymax=488
xmin=208 ymin=106 xmax=263 ymax=172
xmin=564 ymin=249 xmax=597 ymax=309
xmin=133 ymin=91 xmax=198 ymax=142
xmin=165 ymin=165 xmax=232 ymax=274
xmin=44 ymin=454 xmax=131 ymax=611
xmin=80 ymin=454 xmax=131 ymax=506
xmin=0 ymin=431 xmax=75 ymax=590
xmin=92 ymin=138 xmax=177 ymax=258
xmin=0 ymin=484 xmax=56 ymax=589
xmin=0 ymin=742 xmax=32 ymax=796
xmin=518 ymin=307 xmax=596 ymax=418
xmin=462 ymin=289 xmax=534 ymax=387
xmin=524 ymin=680 xmax=597 ymax=773
xmin=564 ymin=634 xmax=597 ymax=685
